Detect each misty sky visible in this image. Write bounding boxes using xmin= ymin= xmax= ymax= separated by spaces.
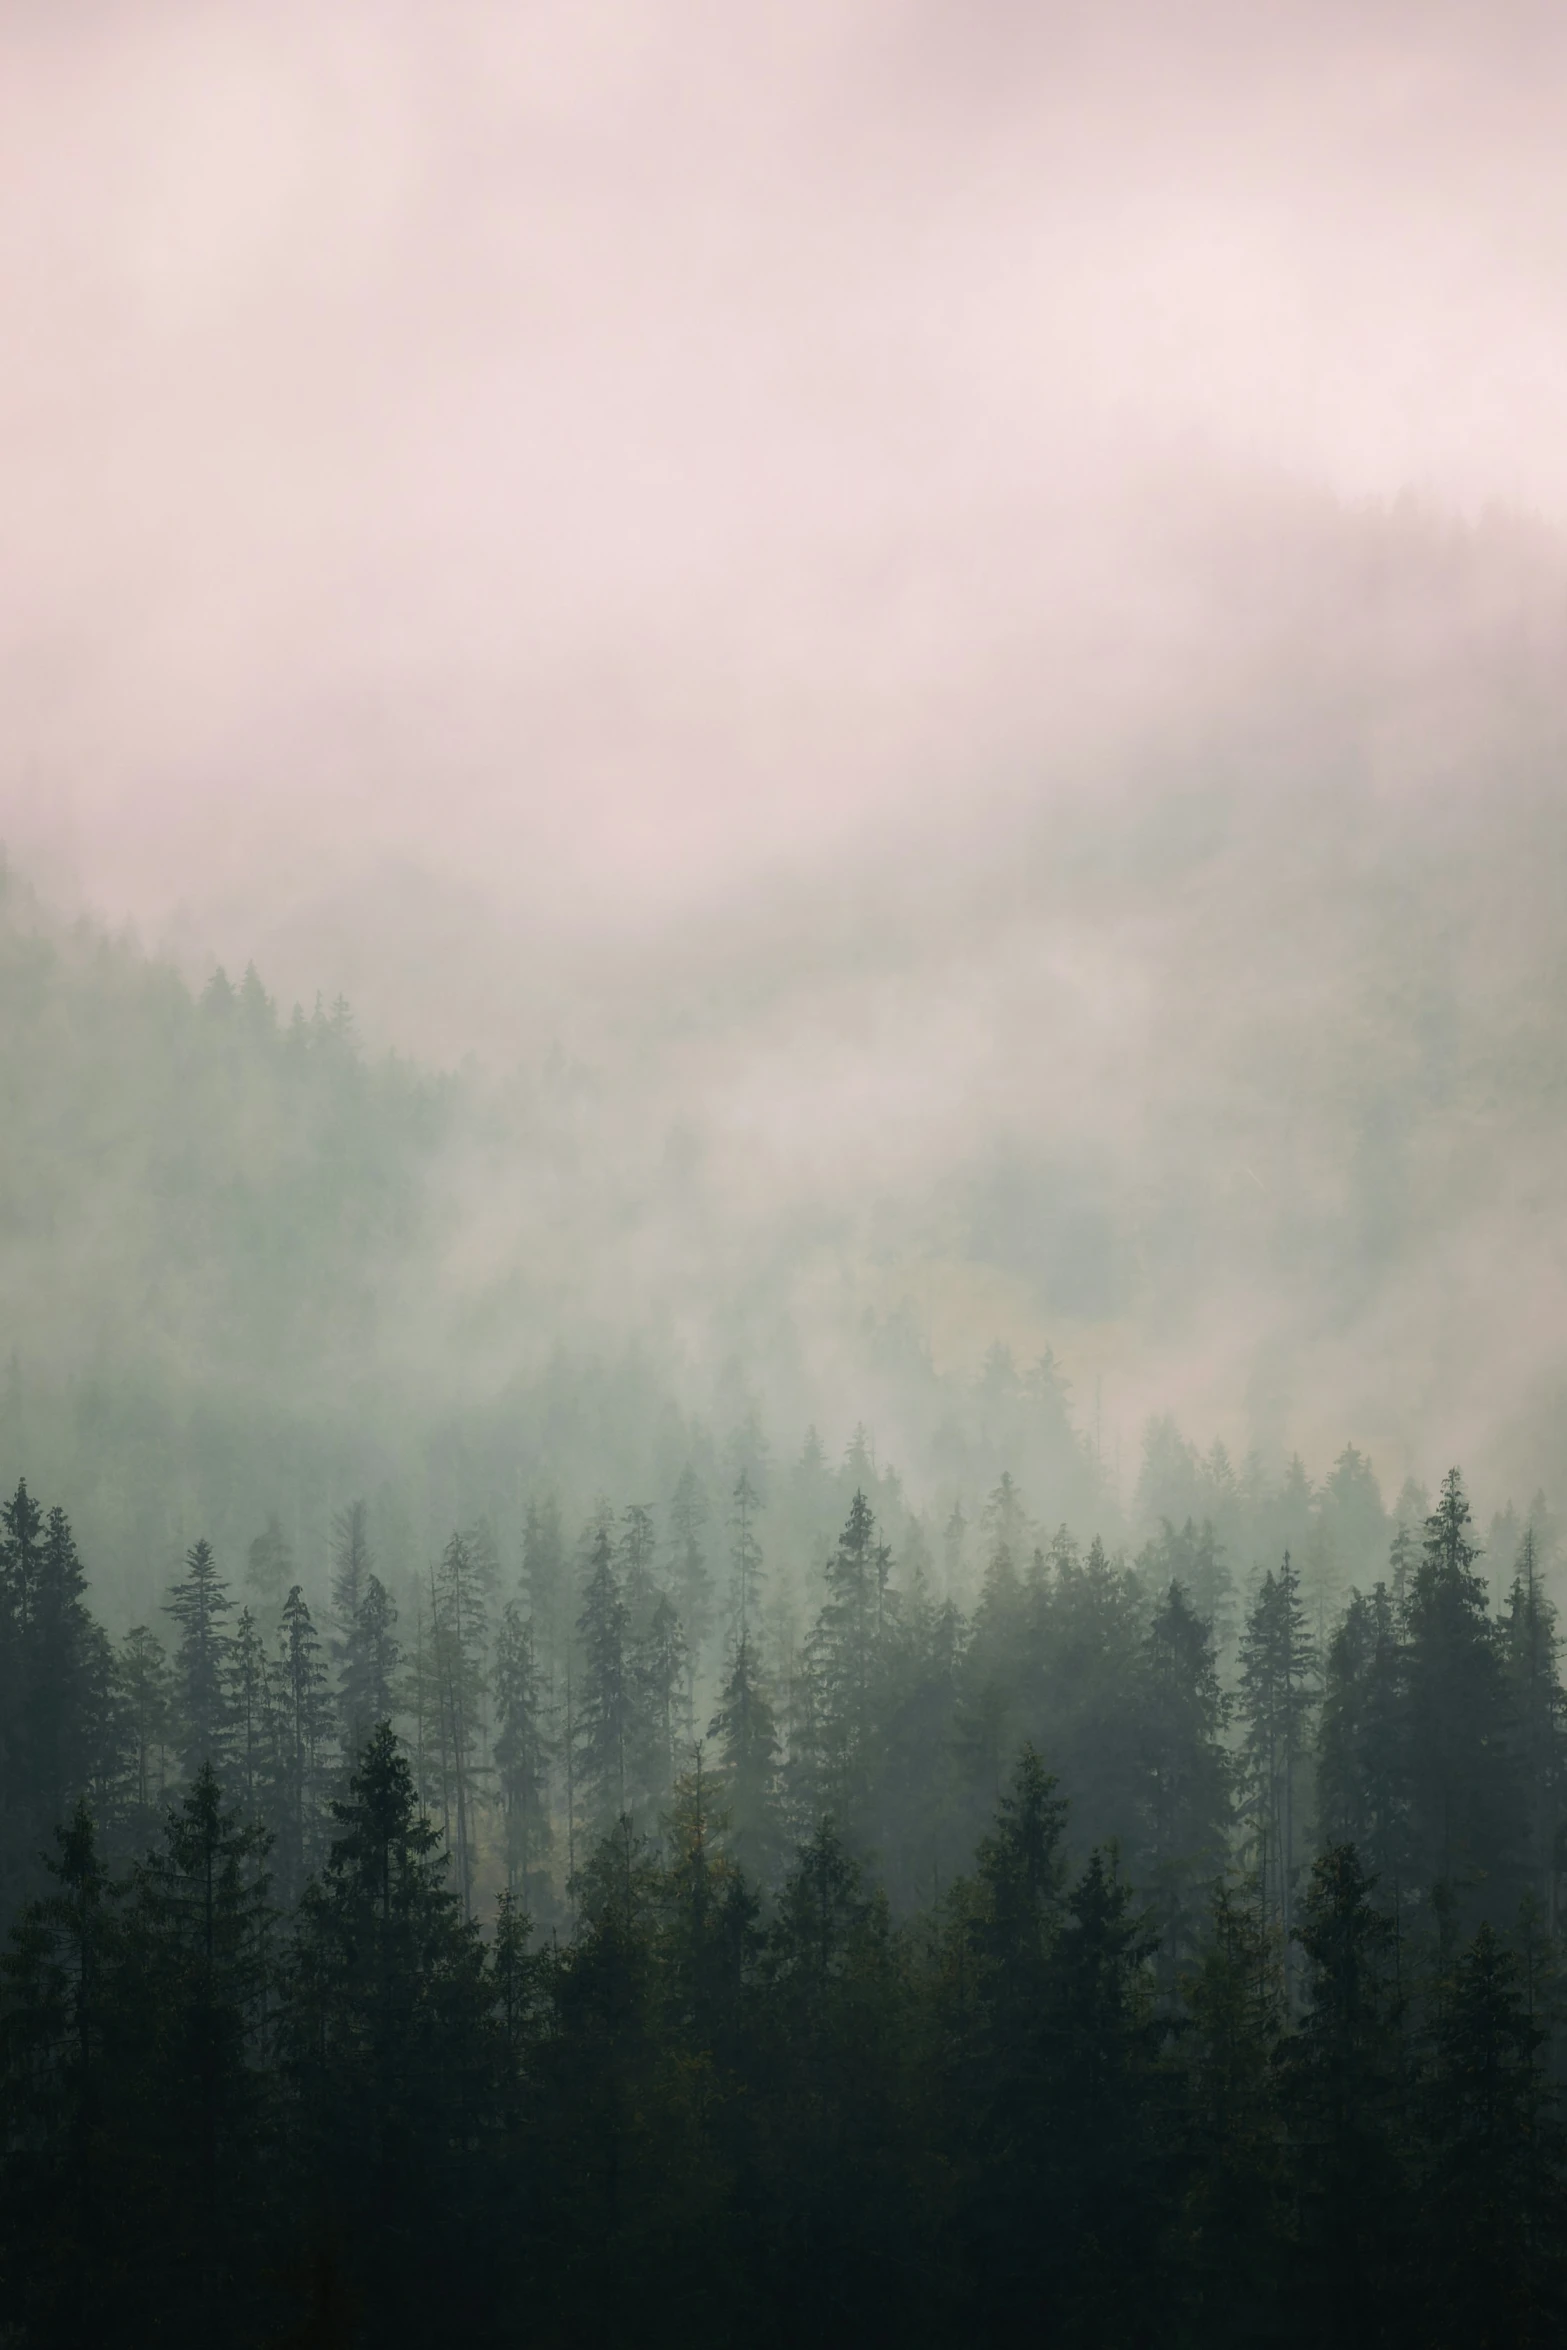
xmin=4 ymin=3 xmax=1567 ymax=1503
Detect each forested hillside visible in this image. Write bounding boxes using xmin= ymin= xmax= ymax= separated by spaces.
xmin=2 ymin=1447 xmax=1565 ymax=2343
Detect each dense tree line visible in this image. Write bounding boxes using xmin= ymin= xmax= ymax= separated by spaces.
xmin=2 ymin=1462 xmax=1566 ymax=2344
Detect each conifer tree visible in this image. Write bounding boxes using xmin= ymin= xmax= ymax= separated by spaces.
xmin=1502 ymin=1528 xmax=1566 ymax=1929
xmin=707 ymin=1631 xmax=785 ymax=1883
xmin=1318 ymin=1579 xmax=1410 ymax=1900
xmin=282 ymin=1723 xmax=488 ymax=2344
xmin=668 ymin=1465 xmax=714 ymax=1698
xmin=1137 ymin=1579 xmax=1231 ymax=1990
xmin=1283 ymin=1845 xmax=1411 ymax=2344
xmin=0 ymin=1801 xmax=121 ymax=2343
xmin=328 ymin=1498 xmax=373 ymax=1693
xmin=1417 ymin=1922 xmax=1567 ymax=2346
xmin=337 ymin=1573 xmax=401 ymax=1765
xmin=128 ymin=1764 xmax=274 ymax=2333
xmin=728 ymin=1467 xmax=764 ymax=1646
xmin=634 ymin=1589 xmax=688 ymax=1814
xmin=1032 ymin=1848 xmax=1167 ymax=2344
xmin=522 ymin=1492 xmax=567 ymax=1685
xmin=576 ymin=1522 xmax=630 ymax=1836
xmin=1180 ymin=1880 xmax=1289 ymax=2347
xmin=272 ymin=1585 xmax=334 ymax=1902
xmin=166 ymin=1538 xmax=235 ymax=1784
xmin=7 ymin=1504 xmax=113 ymax=1886
xmin=1403 ymin=1469 xmax=1523 ymax=1927
xmin=425 ymin=1532 xmax=490 ymax=1916
xmin=226 ymin=1606 xmax=273 ymax=1816
xmin=1238 ymin=1550 xmax=1318 ymax=1996
xmin=113 ymin=1625 xmax=174 ymax=1850
xmin=493 ymin=1600 xmax=551 ymax=1903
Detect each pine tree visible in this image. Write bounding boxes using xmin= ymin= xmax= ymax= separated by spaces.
xmin=801 ymin=1491 xmax=892 ymax=1830
xmin=425 ymin=1532 xmax=490 ymax=1917
xmin=271 ymin=1585 xmax=334 ymax=1904
xmin=128 ymin=1764 xmax=274 ymax=2333
xmin=493 ymin=1601 xmax=551 ymax=1904
xmin=1282 ymin=1845 xmax=1411 ymax=2343
xmin=1238 ymin=1551 xmax=1318 ymax=1997
xmin=1403 ymin=1469 xmax=1523 ymax=1929
xmin=0 ymin=1801 xmax=121 ymax=2343
xmin=668 ymin=1466 xmax=714 ymax=1701
xmin=338 ymin=1573 xmax=401 ymax=1765
xmin=1502 ymin=1528 xmax=1566 ymax=1931
xmin=226 ymin=1606 xmax=273 ymax=1817
xmin=707 ymin=1632 xmax=784 ymax=1883
xmin=634 ymin=1590 xmax=688 ymax=1814
xmin=4 ymin=1502 xmax=113 ymax=1892
xmin=1137 ymin=1578 xmax=1231 ymax=1991
xmin=1318 ymin=1579 xmax=1410 ymax=1902
xmin=165 ymin=1539 xmax=235 ymax=1784
xmin=281 ymin=1723 xmax=487 ymax=2344
xmin=1417 ymin=1922 xmax=1567 ymax=2346
xmin=618 ymin=1503 xmax=659 ymax=1633
xmin=522 ymin=1493 xmax=568 ymax=1686
xmin=576 ymin=1523 xmax=630 ymax=1837
xmin=728 ymin=1468 xmax=764 ymax=1647
xmin=113 ymin=1626 xmax=174 ymax=1851
xmin=1034 ymin=1848 xmax=1167 ymax=2345
xmin=1180 ymin=1880 xmax=1290 ymax=2347
xmin=328 ymin=1499 xmax=373 ymax=1674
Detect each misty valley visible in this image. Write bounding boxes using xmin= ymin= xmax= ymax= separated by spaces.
xmin=0 ymin=884 xmax=1565 ymax=2347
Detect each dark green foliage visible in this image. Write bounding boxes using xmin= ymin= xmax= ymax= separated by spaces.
xmin=493 ymin=1600 xmax=551 ymax=1903
xmin=1415 ymin=1924 xmax=1567 ymax=2346
xmin=1138 ymin=1577 xmax=1231 ymax=1989
xmin=166 ymin=1536 xmax=235 ymax=1782
xmin=4 ymin=1459 xmax=1567 ymax=2346
xmin=707 ymin=1632 xmax=785 ymax=1884
xmin=1403 ymin=1469 xmax=1525 ymax=1929
xmin=1282 ymin=1845 xmax=1412 ymax=2344
xmin=1238 ymin=1550 xmax=1318 ymax=1995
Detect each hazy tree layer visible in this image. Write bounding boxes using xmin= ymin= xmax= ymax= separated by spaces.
xmin=2 ymin=1464 xmax=1566 ymax=2345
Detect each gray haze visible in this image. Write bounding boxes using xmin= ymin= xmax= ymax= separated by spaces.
xmin=4 ymin=3 xmax=1567 ymax=1591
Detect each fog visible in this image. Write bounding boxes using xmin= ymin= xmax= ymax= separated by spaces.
xmin=4 ymin=2 xmax=1567 ymax=1571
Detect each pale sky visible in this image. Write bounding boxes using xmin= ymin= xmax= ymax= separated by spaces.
xmin=5 ymin=2 xmax=1567 ymax=1495
xmin=4 ymin=2 xmax=1567 ymax=956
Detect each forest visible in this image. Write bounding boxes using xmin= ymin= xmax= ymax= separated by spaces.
xmin=1 ymin=1446 xmax=1564 ymax=2347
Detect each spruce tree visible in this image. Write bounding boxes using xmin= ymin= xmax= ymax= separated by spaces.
xmin=165 ymin=1538 xmax=235 ymax=1785
xmin=707 ymin=1631 xmax=785 ymax=1883
xmin=1283 ymin=1844 xmax=1411 ymax=2344
xmin=576 ymin=1522 xmax=630 ymax=1836
xmin=1318 ymin=1579 xmax=1410 ymax=1900
xmin=271 ymin=1585 xmax=334 ymax=1904
xmin=112 ymin=1626 xmax=174 ymax=1852
xmin=337 ymin=1572 xmax=401 ymax=1765
xmin=1502 ymin=1528 xmax=1566 ymax=1930
xmin=128 ymin=1764 xmax=274 ymax=2334
xmin=1403 ymin=1469 xmax=1523 ymax=1929
xmin=226 ymin=1606 xmax=273 ymax=1817
xmin=1417 ymin=1922 xmax=1567 ymax=2346
xmin=668 ymin=1465 xmax=714 ymax=1700
xmin=1137 ymin=1578 xmax=1231 ymax=1991
xmin=1180 ymin=1880 xmax=1290 ymax=2347
xmin=727 ymin=1468 xmax=764 ymax=1646
xmin=802 ymin=1491 xmax=891 ymax=1829
xmin=328 ymin=1500 xmax=372 ymax=1643
xmin=424 ymin=1531 xmax=491 ymax=1916
xmin=493 ymin=1600 xmax=551 ymax=1904
xmin=1238 ymin=1550 xmax=1318 ymax=1997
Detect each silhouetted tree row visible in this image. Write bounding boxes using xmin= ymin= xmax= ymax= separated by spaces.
xmin=2 ymin=1465 xmax=1566 ymax=2344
